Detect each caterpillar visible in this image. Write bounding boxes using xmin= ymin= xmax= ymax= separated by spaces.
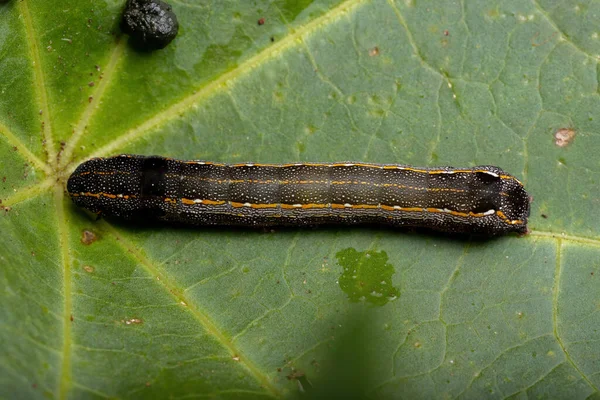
xmin=67 ymin=154 xmax=530 ymax=235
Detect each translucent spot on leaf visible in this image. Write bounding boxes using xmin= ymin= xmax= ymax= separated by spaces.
xmin=335 ymin=248 xmax=400 ymax=306
xmin=369 ymin=46 xmax=380 ymax=56
xmin=273 ymin=91 xmax=284 ymax=102
xmin=369 ymin=108 xmax=386 ymax=118
xmin=394 ymin=80 xmax=402 ymax=92
xmin=558 ymin=157 xmax=567 ymax=166
xmin=296 ymin=142 xmax=306 ymax=154
xmin=304 ymin=125 xmax=317 ymax=135
xmin=414 ymin=341 xmax=421 ymax=348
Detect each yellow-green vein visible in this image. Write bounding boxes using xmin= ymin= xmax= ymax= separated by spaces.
xmin=55 ymin=186 xmax=73 ymax=399
xmin=1 ymin=177 xmax=54 ymax=207
xmin=59 ymin=39 xmax=126 ymax=169
xmin=75 ymin=0 xmax=366 ymax=169
xmin=0 ymin=122 xmax=51 ymax=174
xmin=530 ymin=230 xmax=600 ymax=247
xmin=99 ymin=221 xmax=283 ymax=398
xmin=18 ymin=1 xmax=56 ymax=167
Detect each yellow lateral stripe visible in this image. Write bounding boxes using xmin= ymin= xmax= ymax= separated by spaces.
xmin=69 ymin=192 xmax=135 ymax=199
xmin=69 ymin=192 xmax=523 ymax=226
xmin=496 ymin=210 xmax=523 ymax=225
xmin=179 ymin=161 xmax=517 ymax=181
xmin=179 ymin=198 xmax=523 ymax=225
xmin=73 ymin=170 xmax=131 ymax=177
xmin=70 ymin=172 xmax=467 ymax=193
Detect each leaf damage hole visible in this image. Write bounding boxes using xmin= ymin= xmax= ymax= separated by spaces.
xmin=123 ymin=318 xmax=143 ymax=325
xmin=369 ymin=46 xmax=380 ymax=56
xmin=554 ymin=128 xmax=576 ymax=147
xmin=81 ymin=229 xmax=98 ymax=245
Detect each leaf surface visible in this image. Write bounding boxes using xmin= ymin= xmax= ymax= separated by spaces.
xmin=1 ymin=0 xmax=600 ymax=398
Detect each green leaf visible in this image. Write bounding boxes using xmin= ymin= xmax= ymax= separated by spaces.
xmin=1 ymin=0 xmax=599 ymax=398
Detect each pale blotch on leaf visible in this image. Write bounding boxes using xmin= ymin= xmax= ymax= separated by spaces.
xmin=414 ymin=341 xmax=421 ymax=348
xmin=554 ymin=128 xmax=576 ymax=147
xmin=304 ymin=125 xmax=317 ymax=135
xmin=273 ymin=91 xmax=284 ymax=102
xmin=335 ymin=248 xmax=400 ymax=306
xmin=123 ymin=318 xmax=143 ymax=325
xmin=83 ymin=265 xmax=95 ymax=273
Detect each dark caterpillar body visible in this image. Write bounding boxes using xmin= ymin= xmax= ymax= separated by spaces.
xmin=67 ymin=155 xmax=530 ymax=235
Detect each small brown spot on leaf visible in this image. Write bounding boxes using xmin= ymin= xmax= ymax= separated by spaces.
xmin=258 ymin=17 xmax=265 ymax=25
xmin=369 ymin=46 xmax=380 ymax=56
xmin=286 ymin=370 xmax=305 ymax=380
xmin=88 ymin=81 xmax=95 ymax=87
xmin=70 ymin=314 xmax=74 ymax=322
xmin=554 ymin=128 xmax=576 ymax=147
xmin=444 ymin=29 xmax=449 ymax=36
xmin=81 ymin=230 xmax=97 ymax=245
